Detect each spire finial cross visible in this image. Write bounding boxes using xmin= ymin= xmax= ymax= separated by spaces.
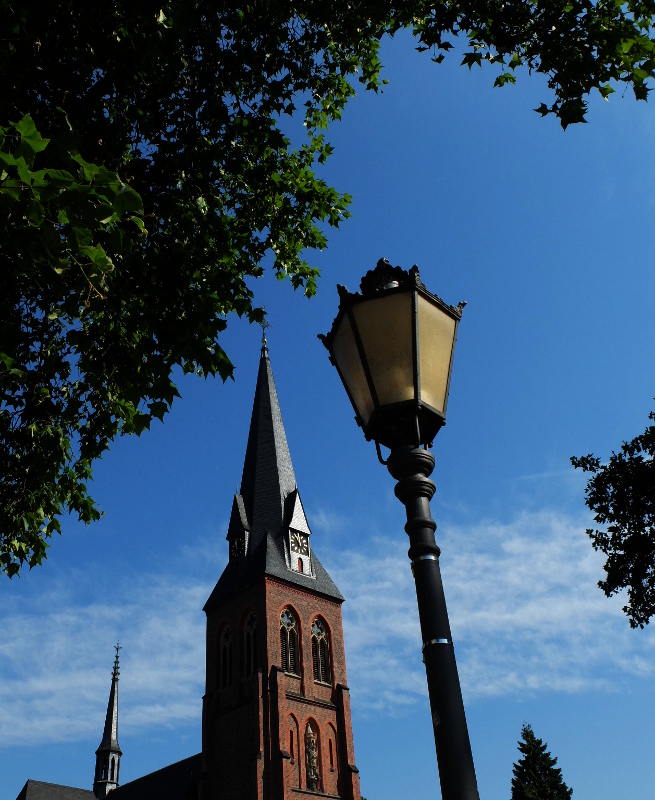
xmin=259 ymin=306 xmax=271 ymax=354
xmin=113 ymin=641 xmax=121 ymax=679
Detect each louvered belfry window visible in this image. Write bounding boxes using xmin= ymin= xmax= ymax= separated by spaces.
xmin=244 ymin=613 xmax=257 ymax=677
xmin=220 ymin=626 xmax=233 ymax=689
xmin=280 ymin=609 xmax=299 ymax=674
xmin=311 ymin=619 xmax=330 ymax=683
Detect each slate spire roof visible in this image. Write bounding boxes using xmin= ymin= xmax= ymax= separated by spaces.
xmin=97 ymin=645 xmax=122 ymax=755
xmin=240 ymin=339 xmax=297 ymax=553
xmin=204 ymin=344 xmax=343 ymax=609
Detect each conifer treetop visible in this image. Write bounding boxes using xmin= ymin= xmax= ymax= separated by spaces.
xmin=511 ymin=723 xmax=572 ymax=800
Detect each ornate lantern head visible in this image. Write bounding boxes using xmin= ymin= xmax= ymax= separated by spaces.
xmin=319 ymin=259 xmax=465 ymax=451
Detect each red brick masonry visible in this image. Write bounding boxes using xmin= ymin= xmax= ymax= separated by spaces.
xmin=199 ymin=577 xmax=360 ymax=800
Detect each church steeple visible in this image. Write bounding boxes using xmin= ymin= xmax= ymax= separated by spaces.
xmin=204 ymin=345 xmax=342 ymax=610
xmin=201 ymin=343 xmax=360 ymax=800
xmin=93 ymin=644 xmax=122 ymax=798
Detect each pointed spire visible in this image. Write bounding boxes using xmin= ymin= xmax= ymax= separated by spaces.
xmin=204 ymin=342 xmax=344 ymax=610
xmin=94 ymin=644 xmax=122 ymax=798
xmin=239 ymin=345 xmax=297 ymax=551
xmin=100 ymin=644 xmax=121 ymax=750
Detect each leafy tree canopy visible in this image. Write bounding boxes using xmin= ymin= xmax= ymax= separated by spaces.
xmin=4 ymin=0 xmax=655 ymax=577
xmin=511 ymin=723 xmax=572 ymax=800
xmin=0 ymin=113 xmax=146 ymax=576
xmin=572 ymin=410 xmax=655 ymax=628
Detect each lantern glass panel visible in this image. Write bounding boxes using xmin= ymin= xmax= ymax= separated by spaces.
xmin=331 ymin=313 xmax=375 ymax=425
xmin=351 ymin=292 xmax=414 ymax=407
xmin=417 ymin=294 xmax=457 ymax=414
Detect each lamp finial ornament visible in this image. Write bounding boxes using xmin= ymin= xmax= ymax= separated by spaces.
xmin=360 ymin=258 xmax=410 ymax=294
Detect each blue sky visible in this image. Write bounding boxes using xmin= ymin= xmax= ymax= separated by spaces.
xmin=3 ymin=30 xmax=655 ymax=800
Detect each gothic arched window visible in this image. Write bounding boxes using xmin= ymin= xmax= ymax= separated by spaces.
xmin=110 ymin=758 xmax=115 ymax=781
xmin=220 ymin=626 xmax=233 ymax=689
xmin=311 ymin=619 xmax=330 ymax=683
xmin=244 ymin=612 xmax=257 ymax=676
xmin=280 ymin=609 xmax=299 ymax=674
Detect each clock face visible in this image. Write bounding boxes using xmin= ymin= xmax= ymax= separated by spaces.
xmin=290 ymin=531 xmax=309 ymax=555
xmin=230 ymin=535 xmax=245 ymax=558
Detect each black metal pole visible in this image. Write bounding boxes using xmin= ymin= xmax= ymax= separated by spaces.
xmin=387 ymin=446 xmax=479 ymax=800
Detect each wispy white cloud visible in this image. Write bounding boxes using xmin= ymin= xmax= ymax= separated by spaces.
xmin=2 ymin=508 xmax=654 ymax=747
xmin=0 ymin=564 xmax=216 ymax=747
xmin=513 ymin=468 xmax=578 ymax=483
xmin=325 ymin=509 xmax=655 ymax=711
xmin=309 ymin=506 xmax=353 ymax=537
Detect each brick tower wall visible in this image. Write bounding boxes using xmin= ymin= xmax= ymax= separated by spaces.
xmin=201 ymin=577 xmax=360 ymax=800
xmin=202 ymin=582 xmax=267 ymax=800
xmin=265 ymin=578 xmax=360 ymax=800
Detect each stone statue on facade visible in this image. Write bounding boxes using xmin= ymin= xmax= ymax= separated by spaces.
xmin=305 ymin=723 xmax=320 ymax=791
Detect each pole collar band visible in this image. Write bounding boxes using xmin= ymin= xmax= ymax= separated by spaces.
xmin=412 ymin=554 xmax=439 ymax=565
xmin=422 ymin=638 xmax=450 ymax=651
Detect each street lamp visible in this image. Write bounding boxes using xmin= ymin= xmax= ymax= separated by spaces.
xmin=319 ymin=258 xmax=479 ymax=800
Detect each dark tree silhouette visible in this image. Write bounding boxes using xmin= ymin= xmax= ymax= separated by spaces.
xmin=572 ymin=410 xmax=655 ymax=629
xmin=511 ymin=724 xmax=572 ymax=800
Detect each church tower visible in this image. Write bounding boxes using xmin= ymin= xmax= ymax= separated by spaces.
xmin=199 ymin=342 xmax=361 ymax=800
xmin=93 ymin=645 xmax=122 ymax=798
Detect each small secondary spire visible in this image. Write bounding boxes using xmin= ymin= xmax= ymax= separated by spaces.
xmin=94 ymin=646 xmax=123 ymax=799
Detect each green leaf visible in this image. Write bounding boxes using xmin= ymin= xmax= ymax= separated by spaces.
xmin=26 ymin=198 xmax=45 ymax=226
xmin=113 ymin=186 xmax=143 ymax=215
xmin=13 ymin=115 xmax=50 ymax=168
xmin=147 ymin=400 xmax=169 ymax=421
xmin=79 ymin=243 xmax=113 ymax=271
xmin=129 ymin=214 xmax=146 ymax=232
xmin=70 ymin=152 xmax=101 ymax=180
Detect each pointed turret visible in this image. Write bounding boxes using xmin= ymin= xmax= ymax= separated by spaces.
xmin=204 ymin=342 xmax=342 ymax=610
xmin=93 ymin=645 xmax=122 ymax=799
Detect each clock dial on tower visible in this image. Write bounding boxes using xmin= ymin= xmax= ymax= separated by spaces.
xmin=290 ymin=531 xmax=309 ymax=555
xmin=230 ymin=535 xmax=245 ymax=558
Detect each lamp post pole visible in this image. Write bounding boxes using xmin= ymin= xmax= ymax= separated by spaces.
xmin=387 ymin=446 xmax=479 ymax=800
xmin=319 ymin=259 xmax=479 ymax=800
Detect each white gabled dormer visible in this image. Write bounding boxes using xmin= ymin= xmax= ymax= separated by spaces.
xmin=287 ymin=490 xmax=313 ymax=576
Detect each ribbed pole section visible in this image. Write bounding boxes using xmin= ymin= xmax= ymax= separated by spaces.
xmin=387 ymin=446 xmax=479 ymax=800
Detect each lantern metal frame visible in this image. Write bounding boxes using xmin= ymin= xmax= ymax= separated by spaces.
xmin=318 ymin=259 xmax=465 ymax=451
